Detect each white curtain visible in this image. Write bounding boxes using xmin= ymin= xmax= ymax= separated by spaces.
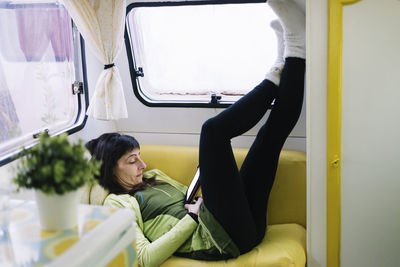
xmin=62 ymin=0 xmax=128 ymax=120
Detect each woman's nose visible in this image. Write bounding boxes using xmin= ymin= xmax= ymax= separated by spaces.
xmin=139 ymin=158 xmax=146 ymax=169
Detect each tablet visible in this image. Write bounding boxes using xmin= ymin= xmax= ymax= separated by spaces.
xmin=185 ymin=167 xmax=200 ymax=204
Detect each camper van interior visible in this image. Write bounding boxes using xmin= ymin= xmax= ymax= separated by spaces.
xmin=1 ymin=0 xmax=400 ymax=267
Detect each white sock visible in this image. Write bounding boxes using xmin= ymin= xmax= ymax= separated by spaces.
xmin=268 ymin=0 xmax=305 ymax=59
xmin=265 ymin=19 xmax=284 ymax=86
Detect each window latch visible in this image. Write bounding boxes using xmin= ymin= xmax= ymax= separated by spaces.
xmin=72 ymin=81 xmax=83 ymax=95
xmin=135 ymin=67 xmax=144 ymax=77
xmin=210 ymin=94 xmax=221 ymax=104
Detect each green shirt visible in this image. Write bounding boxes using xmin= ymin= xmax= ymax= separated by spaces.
xmin=104 ymin=169 xmax=239 ymax=267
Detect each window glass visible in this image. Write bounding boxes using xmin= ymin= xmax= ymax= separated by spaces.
xmin=126 ymin=2 xmax=278 ymax=106
xmin=0 ymin=0 xmax=86 ymax=163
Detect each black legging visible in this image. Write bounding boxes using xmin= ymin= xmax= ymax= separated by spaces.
xmin=199 ymin=57 xmax=305 ymax=254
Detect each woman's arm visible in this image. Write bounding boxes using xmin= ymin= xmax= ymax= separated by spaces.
xmin=104 ymin=194 xmax=198 ymax=267
xmin=136 ymin=214 xmax=197 ymax=267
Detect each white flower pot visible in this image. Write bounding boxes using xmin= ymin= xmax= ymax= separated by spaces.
xmin=35 ymin=189 xmax=81 ymax=231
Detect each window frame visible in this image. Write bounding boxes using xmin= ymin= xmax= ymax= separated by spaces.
xmin=0 ymin=4 xmax=90 ymax=167
xmin=125 ymin=0 xmax=267 ymax=108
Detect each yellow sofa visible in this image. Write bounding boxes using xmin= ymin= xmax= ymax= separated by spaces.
xmin=81 ymin=145 xmax=307 ymax=267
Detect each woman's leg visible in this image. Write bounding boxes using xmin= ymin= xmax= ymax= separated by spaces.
xmin=199 ymin=21 xmax=284 ymax=253
xmin=199 ymin=0 xmax=306 ymax=254
xmin=237 ymin=0 xmax=306 ymax=243
xmin=199 ymin=58 xmax=305 ymax=253
xmin=239 ymin=0 xmax=306 ymax=244
xmin=199 ymin=78 xmax=278 ymax=253
xmin=240 ymin=57 xmax=305 ymax=243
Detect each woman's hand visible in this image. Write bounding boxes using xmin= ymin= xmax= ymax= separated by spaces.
xmin=184 ymin=197 xmax=203 ymax=215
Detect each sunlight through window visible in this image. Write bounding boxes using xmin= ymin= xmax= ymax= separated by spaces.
xmin=126 ymin=3 xmax=278 ymax=105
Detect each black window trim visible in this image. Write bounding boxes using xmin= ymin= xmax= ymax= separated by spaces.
xmin=125 ymin=0 xmax=267 ymax=108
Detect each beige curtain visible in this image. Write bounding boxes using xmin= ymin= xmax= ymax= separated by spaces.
xmin=63 ymin=0 xmax=128 ymax=120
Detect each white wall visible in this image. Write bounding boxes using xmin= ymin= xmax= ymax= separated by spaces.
xmin=341 ymin=1 xmax=400 ymax=266
xmin=307 ymin=0 xmax=327 ymax=266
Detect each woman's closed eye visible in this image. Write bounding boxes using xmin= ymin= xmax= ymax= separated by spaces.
xmin=126 ymin=152 xmax=140 ymax=165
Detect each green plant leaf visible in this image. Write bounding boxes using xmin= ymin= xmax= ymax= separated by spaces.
xmin=12 ymin=132 xmax=100 ymax=195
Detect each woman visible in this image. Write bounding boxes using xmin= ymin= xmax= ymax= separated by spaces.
xmin=86 ymin=0 xmax=305 ymax=266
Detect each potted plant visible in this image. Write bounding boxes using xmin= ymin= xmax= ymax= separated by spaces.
xmin=13 ymin=132 xmax=100 ymax=231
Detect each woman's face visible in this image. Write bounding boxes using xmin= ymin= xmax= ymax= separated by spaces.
xmin=114 ymin=148 xmax=147 ymax=190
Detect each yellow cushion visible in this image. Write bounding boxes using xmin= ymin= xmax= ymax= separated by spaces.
xmin=80 ymin=183 xmax=91 ymax=204
xmin=80 ymin=183 xmax=109 ymax=205
xmin=90 ymin=183 xmax=109 ymax=205
xmin=159 ymin=223 xmax=306 ymax=267
xmin=139 ymin=145 xmax=306 ymax=228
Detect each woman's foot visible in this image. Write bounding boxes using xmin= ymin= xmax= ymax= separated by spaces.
xmin=265 ymin=19 xmax=284 ymax=86
xmin=268 ymin=0 xmax=305 ymax=59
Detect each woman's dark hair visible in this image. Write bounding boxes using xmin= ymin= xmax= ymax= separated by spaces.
xmin=86 ymin=133 xmax=158 ymax=195
xmin=85 ymin=133 xmax=142 ymax=194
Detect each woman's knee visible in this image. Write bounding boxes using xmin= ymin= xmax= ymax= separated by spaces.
xmin=200 ymin=117 xmax=221 ymax=138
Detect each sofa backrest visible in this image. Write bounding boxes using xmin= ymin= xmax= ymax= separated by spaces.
xmin=139 ymin=145 xmax=306 ymax=228
xmin=81 ymin=144 xmax=306 ymax=228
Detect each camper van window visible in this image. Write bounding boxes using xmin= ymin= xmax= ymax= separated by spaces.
xmin=125 ymin=1 xmax=278 ymax=107
xmin=0 ymin=1 xmax=88 ymax=166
